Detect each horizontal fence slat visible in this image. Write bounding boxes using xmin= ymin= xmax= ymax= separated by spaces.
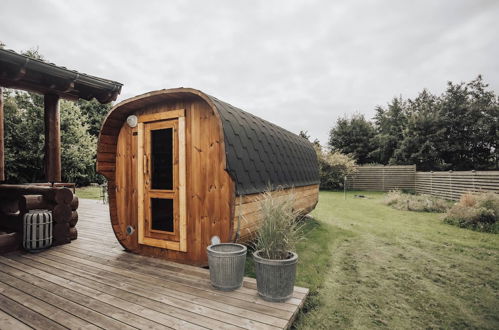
xmin=346 ymin=165 xmax=499 ymax=200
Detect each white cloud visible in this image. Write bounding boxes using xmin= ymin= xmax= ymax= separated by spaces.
xmin=1 ymin=0 xmax=498 ymax=144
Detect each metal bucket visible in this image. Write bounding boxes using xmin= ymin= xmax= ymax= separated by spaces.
xmin=207 ymin=243 xmax=247 ymax=291
xmin=253 ymin=250 xmax=298 ymax=302
xmin=23 ymin=210 xmax=52 ymax=252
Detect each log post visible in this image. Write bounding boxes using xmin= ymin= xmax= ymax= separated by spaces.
xmin=44 ymin=93 xmax=61 ymax=183
xmin=0 ymin=86 xmax=4 ymax=181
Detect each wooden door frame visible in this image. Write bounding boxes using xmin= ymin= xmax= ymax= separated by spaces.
xmin=137 ymin=109 xmax=187 ymax=252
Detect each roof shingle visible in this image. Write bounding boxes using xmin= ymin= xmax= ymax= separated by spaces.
xmin=209 ymin=96 xmax=320 ymax=196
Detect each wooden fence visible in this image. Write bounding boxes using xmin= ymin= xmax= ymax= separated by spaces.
xmin=346 ymin=165 xmax=499 ymax=200
xmin=346 ymin=165 xmax=416 ymax=191
xmin=415 ymin=171 xmax=499 ymax=200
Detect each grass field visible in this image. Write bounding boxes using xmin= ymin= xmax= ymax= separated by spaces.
xmin=75 ymin=186 xmax=103 ymax=200
xmin=283 ymin=191 xmax=499 ymax=329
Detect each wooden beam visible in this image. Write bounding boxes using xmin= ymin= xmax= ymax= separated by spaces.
xmin=0 ymin=87 xmax=4 ymax=181
xmin=44 ymin=93 xmax=61 ymax=182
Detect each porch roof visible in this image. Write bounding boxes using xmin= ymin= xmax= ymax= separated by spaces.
xmin=0 ymin=48 xmax=122 ymax=103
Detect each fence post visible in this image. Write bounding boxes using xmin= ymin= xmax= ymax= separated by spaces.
xmin=413 ymin=165 xmax=416 ymax=192
xmin=382 ymin=167 xmax=385 ymax=191
xmin=344 ymin=176 xmax=347 ymax=200
xmin=472 ymin=170 xmax=476 ymax=192
xmin=430 ymin=171 xmax=433 ymax=196
xmin=449 ymin=170 xmax=453 ymax=200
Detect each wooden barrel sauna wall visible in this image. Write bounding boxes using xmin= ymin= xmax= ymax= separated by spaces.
xmin=97 ymin=88 xmax=319 ymax=266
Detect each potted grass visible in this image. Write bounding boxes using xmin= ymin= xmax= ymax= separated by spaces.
xmin=253 ymin=188 xmax=303 ymax=302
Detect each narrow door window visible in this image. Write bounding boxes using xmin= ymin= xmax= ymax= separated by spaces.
xmin=151 ymin=128 xmax=173 ymax=190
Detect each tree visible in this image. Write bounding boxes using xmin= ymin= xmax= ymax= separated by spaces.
xmin=78 ymin=99 xmax=112 ymax=137
xmin=60 ymin=100 xmax=98 ymax=185
xmin=438 ymin=76 xmax=499 ymax=170
xmin=391 ymin=89 xmax=444 ymax=170
xmin=3 ymin=90 xmax=101 ymax=185
xmin=3 ymin=90 xmax=45 ymax=183
xmin=370 ymin=97 xmax=407 ymax=164
xmin=2 ymin=47 xmax=107 ymax=185
xmin=299 ymin=130 xmax=321 ymax=148
xmin=328 ymin=114 xmax=375 ymax=164
xmin=317 ymin=150 xmax=357 ymax=190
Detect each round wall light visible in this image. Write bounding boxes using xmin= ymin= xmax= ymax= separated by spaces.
xmin=126 ymin=115 xmax=138 ymax=128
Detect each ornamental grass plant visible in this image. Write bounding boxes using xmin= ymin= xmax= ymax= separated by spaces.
xmin=384 ymin=190 xmax=451 ymax=213
xmin=253 ymin=187 xmax=303 ymax=260
xmin=443 ymin=192 xmax=499 ymax=233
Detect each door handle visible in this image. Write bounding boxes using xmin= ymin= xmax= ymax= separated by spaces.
xmin=143 ymin=154 xmax=148 ymax=175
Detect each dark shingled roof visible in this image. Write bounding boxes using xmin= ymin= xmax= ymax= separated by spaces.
xmin=0 ymin=48 xmax=122 ymax=103
xmin=208 ymin=96 xmax=320 ymax=196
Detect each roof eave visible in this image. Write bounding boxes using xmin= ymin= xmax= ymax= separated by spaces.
xmin=0 ymin=49 xmax=122 ymax=104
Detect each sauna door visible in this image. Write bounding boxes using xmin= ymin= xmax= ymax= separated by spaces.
xmin=137 ymin=114 xmax=186 ymax=251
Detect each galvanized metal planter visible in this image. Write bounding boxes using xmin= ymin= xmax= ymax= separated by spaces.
xmin=253 ymin=250 xmax=298 ymax=302
xmin=207 ymin=243 xmax=247 ymax=291
xmin=23 ymin=210 xmax=53 ymax=252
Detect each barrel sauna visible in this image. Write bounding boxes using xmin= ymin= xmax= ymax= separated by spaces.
xmin=97 ymin=88 xmax=319 ymax=266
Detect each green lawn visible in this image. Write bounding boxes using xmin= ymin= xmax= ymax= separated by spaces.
xmin=75 ymin=186 xmax=103 ymax=200
xmin=275 ymin=191 xmax=499 ymax=329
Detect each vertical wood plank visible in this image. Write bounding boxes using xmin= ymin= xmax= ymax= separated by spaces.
xmin=137 ymin=123 xmax=144 ymax=245
xmin=178 ymin=116 xmax=187 ymax=252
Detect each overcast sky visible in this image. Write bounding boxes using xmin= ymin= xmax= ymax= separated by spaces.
xmin=2 ymin=0 xmax=498 ymax=144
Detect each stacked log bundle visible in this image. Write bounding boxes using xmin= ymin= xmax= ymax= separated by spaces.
xmin=69 ymin=195 xmax=79 ymax=240
xmin=0 ymin=184 xmax=78 ymax=245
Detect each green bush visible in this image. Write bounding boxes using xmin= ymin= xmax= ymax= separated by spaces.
xmin=443 ymin=193 xmax=499 ymax=233
xmin=384 ymin=190 xmax=451 ymax=213
xmin=317 ymin=149 xmax=357 ymax=190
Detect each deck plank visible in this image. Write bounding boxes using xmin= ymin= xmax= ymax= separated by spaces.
xmin=18 ymin=252 xmax=291 ymax=326
xmin=0 ymin=198 xmax=307 ymax=329
xmin=0 ymin=294 xmax=66 ymax=330
xmin=0 ymin=281 xmax=100 ymax=329
xmin=0 ymin=308 xmax=32 ymax=330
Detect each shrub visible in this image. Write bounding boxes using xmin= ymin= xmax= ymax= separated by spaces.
xmin=443 ymin=193 xmax=499 ymax=233
xmin=253 ymin=188 xmax=303 ymax=260
xmin=384 ymin=190 xmax=451 ymax=213
xmin=316 ymin=148 xmax=357 ymax=190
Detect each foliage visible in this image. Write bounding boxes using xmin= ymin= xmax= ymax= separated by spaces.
xmin=78 ymin=99 xmax=111 ymax=137
xmin=60 ymin=100 xmax=99 ymax=185
xmin=299 ymin=131 xmax=356 ymax=190
xmin=3 ymin=91 xmax=45 ymax=183
xmin=328 ymin=114 xmax=376 ymax=164
xmin=369 ymin=97 xmax=406 ymax=164
xmin=443 ymin=192 xmax=499 ymax=233
xmin=1 ymin=47 xmax=111 ymax=185
xmin=253 ymin=188 xmax=303 ymax=260
xmin=3 ymin=89 xmax=104 ymax=185
xmin=328 ymin=76 xmax=499 ymax=170
xmin=317 ymin=149 xmax=357 ymax=190
xmin=383 ymin=190 xmax=451 ymax=213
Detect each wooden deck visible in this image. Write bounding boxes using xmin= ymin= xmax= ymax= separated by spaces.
xmin=0 ymin=199 xmax=308 ymax=329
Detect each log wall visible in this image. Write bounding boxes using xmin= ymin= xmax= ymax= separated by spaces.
xmin=0 ymin=185 xmax=78 ymax=245
xmin=233 ymin=184 xmax=319 ymax=243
